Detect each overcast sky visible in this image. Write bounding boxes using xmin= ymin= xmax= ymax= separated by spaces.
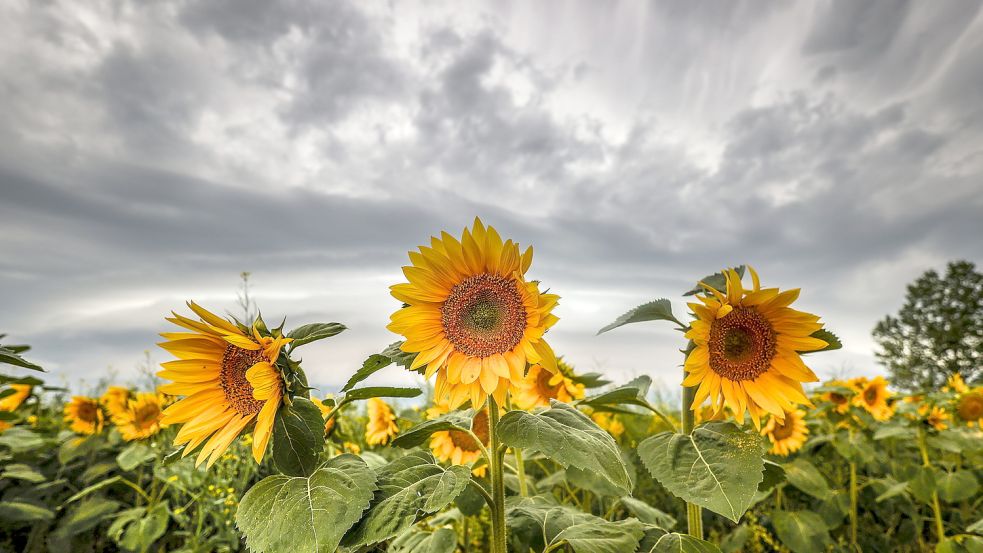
xmin=1 ymin=0 xmax=981 ymax=396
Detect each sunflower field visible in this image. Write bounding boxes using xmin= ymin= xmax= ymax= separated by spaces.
xmin=1 ymin=219 xmax=981 ymax=553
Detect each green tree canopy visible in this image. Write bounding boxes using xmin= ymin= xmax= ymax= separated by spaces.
xmin=873 ymin=260 xmax=983 ymax=391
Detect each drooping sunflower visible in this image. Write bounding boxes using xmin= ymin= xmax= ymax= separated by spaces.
xmin=683 ymin=267 xmax=827 ymax=427
xmin=116 ymin=393 xmax=166 ymax=441
xmin=365 ymin=398 xmax=399 ymax=446
xmin=512 ymin=359 xmax=585 ymax=410
xmin=64 ymin=396 xmax=104 ymax=435
xmin=427 ymin=402 xmax=490 ymax=476
xmin=101 ymin=386 xmax=131 ymax=424
xmin=946 ymin=373 xmax=969 ymax=394
xmin=0 ymin=384 xmax=32 ymax=433
xmin=955 ymin=390 xmax=983 ymax=427
xmin=920 ymin=405 xmax=949 ymax=431
xmin=387 ymin=218 xmax=560 ymax=410
xmin=157 ymin=302 xmax=292 ymax=467
xmin=819 ymin=380 xmax=854 ymax=414
xmin=761 ymin=409 xmax=809 ymax=456
xmin=853 ymin=376 xmax=893 ymax=421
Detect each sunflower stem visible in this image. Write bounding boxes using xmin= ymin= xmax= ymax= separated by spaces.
xmin=487 ymin=395 xmax=508 ymax=553
xmin=681 ymin=377 xmax=704 ymax=540
xmin=514 ymin=447 xmax=528 ymax=497
xmin=849 ymin=461 xmax=858 ymax=548
xmin=917 ymin=429 xmax=946 ymax=543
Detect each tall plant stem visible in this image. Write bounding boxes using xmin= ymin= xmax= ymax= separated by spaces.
xmin=917 ymin=430 xmax=946 ymax=542
xmin=514 ymin=447 xmax=528 ymax=496
xmin=849 ymin=461 xmax=858 ymax=549
xmin=487 ymin=396 xmax=508 ymax=553
xmin=681 ymin=378 xmax=704 ymax=539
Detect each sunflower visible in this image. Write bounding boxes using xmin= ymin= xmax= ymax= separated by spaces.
xmin=365 ymin=398 xmax=399 ymax=446
xmin=853 ymin=376 xmax=893 ymax=421
xmin=101 ymin=386 xmax=131 ymax=424
xmin=920 ymin=405 xmax=949 ymax=431
xmin=157 ymin=302 xmax=292 ymax=467
xmin=946 ymin=373 xmax=969 ymax=394
xmin=64 ymin=396 xmax=104 ymax=435
xmin=761 ymin=409 xmax=809 ymax=456
xmin=116 ymin=393 xmax=166 ymax=441
xmin=0 ymin=384 xmax=32 ymax=433
xmin=683 ymin=267 xmax=827 ymax=428
xmin=311 ymin=396 xmax=337 ymax=436
xmin=428 ymin=402 xmax=490 ymax=477
xmin=956 ymin=390 xmax=983 ymax=427
xmin=819 ymin=380 xmax=854 ymax=414
xmin=387 ymin=218 xmax=560 ymax=410
xmin=693 ymin=402 xmax=726 ymax=425
xmin=591 ymin=412 xmax=625 ymax=438
xmin=512 ymin=359 xmax=585 ymax=410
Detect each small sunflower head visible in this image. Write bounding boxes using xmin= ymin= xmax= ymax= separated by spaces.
xmin=64 ymin=396 xmax=104 ymax=435
xmin=956 ymin=391 xmax=983 ymax=425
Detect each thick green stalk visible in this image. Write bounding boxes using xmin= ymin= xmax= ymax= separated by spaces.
xmin=681 ymin=379 xmax=704 ymax=539
xmin=849 ymin=461 xmax=858 ymax=548
xmin=487 ymin=396 xmax=508 ymax=553
xmin=514 ymin=447 xmax=528 ymax=497
xmin=917 ymin=430 xmax=946 ymax=542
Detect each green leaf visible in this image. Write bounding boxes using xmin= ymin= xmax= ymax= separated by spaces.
xmin=758 ymin=460 xmax=786 ymax=493
xmin=909 ymin=466 xmax=940 ymax=505
xmin=116 ymin=442 xmax=155 ymax=471
xmin=119 ymin=502 xmax=169 ymax=552
xmin=342 ymin=353 xmax=393 ymax=392
xmin=684 ymin=266 xmax=745 ymax=296
xmin=571 ymin=372 xmax=612 ymax=388
xmin=66 ymin=476 xmax=124 ymax=504
xmin=382 ymin=341 xmax=418 ymax=371
xmin=873 ymin=423 xmax=917 ymax=441
xmin=936 ymin=535 xmax=983 ymax=553
xmin=807 ymin=329 xmax=842 ymax=352
xmin=271 ymin=397 xmax=325 ymax=477
xmin=967 ymin=518 xmax=983 ymax=533
xmin=637 ymin=422 xmax=765 ymax=523
xmin=770 ymin=511 xmax=833 ymax=553
xmin=0 ymin=346 xmax=44 ymax=371
xmin=0 ymin=375 xmax=44 ymax=386
xmin=235 ymin=454 xmax=377 ymax=553
xmin=345 ymin=386 xmax=423 ymax=401
xmin=107 ymin=507 xmax=145 ymax=543
xmin=832 ymin=430 xmax=876 ymax=464
xmin=390 ymin=527 xmax=458 ymax=553
xmin=497 ymin=401 xmax=632 ymax=494
xmin=637 ymin=527 xmax=722 ymax=553
xmin=0 ymin=501 xmax=54 ymax=524
xmin=568 ymin=465 xmax=626 ymax=498
xmin=455 ymin=483 xmax=486 ymax=516
xmin=620 ymin=497 xmax=677 ymax=529
xmin=552 ymin=518 xmax=645 ymax=553
xmin=342 ymin=451 xmax=471 ymax=548
xmin=579 ymin=376 xmax=653 ymax=409
xmin=598 ymin=299 xmax=680 ymax=334
xmin=937 ymin=471 xmax=979 ymax=503
xmin=0 ymin=427 xmax=44 ymax=453
xmin=0 ymin=463 xmax=45 ymax=483
xmin=286 ymin=322 xmax=346 ymax=349
xmin=875 ymin=479 xmax=910 ymax=503
xmin=49 ymin=498 xmax=121 ymax=549
xmin=782 ymin=458 xmax=831 ymax=500
xmin=391 ymin=410 xmax=474 ymax=449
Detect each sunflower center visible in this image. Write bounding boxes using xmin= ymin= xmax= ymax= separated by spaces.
xmin=959 ymin=394 xmax=983 ymax=420
xmin=864 ymin=388 xmax=878 ymax=404
xmin=449 ymin=410 xmax=490 ymax=451
xmin=220 ymin=344 xmax=266 ymax=416
xmin=442 ymin=274 xmax=527 ymax=358
xmin=770 ymin=417 xmax=797 ymax=441
xmin=134 ymin=403 xmax=160 ymax=429
xmin=708 ymin=307 xmax=777 ymax=381
xmin=830 ymin=392 xmax=847 ymax=405
xmin=535 ymin=368 xmax=557 ymax=397
xmin=78 ymin=402 xmax=98 ymax=422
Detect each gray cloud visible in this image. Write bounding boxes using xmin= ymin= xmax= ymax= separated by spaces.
xmin=0 ymin=0 xmax=981 ymax=395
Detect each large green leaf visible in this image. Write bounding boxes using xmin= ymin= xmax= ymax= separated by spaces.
xmin=342 ymin=451 xmax=471 ymax=548
xmin=937 ymin=471 xmax=979 ymax=503
xmin=620 ymin=497 xmax=676 ymax=529
xmin=497 ymin=401 xmax=632 ymax=494
xmin=578 ymin=376 xmax=652 ymax=409
xmin=116 ymin=442 xmax=155 ymax=471
xmin=271 ymin=397 xmax=325 ymax=477
xmin=0 ymin=427 xmax=44 ymax=453
xmin=552 ymin=518 xmax=645 ymax=553
xmin=345 ymin=386 xmax=423 ymax=401
xmin=286 ymin=322 xmax=346 ymax=349
xmin=389 ymin=527 xmax=458 ymax=553
xmin=48 ymin=498 xmax=121 ymax=550
xmin=909 ymin=466 xmax=940 ymax=505
xmin=506 ymin=496 xmax=639 ymax=553
xmin=0 ymin=463 xmax=45 ymax=483
xmin=770 ymin=511 xmax=832 ymax=553
xmin=807 ymin=329 xmax=842 ymax=352
xmin=637 ymin=526 xmax=722 ymax=553
xmin=598 ymin=299 xmax=680 ymax=334
xmin=0 ymin=346 xmax=44 ymax=371
xmin=235 ymin=454 xmax=377 ymax=553
xmin=119 ymin=502 xmax=170 ymax=552
xmin=391 ymin=410 xmax=474 ymax=449
xmin=342 ymin=353 xmax=393 ymax=392
xmin=638 ymin=422 xmax=765 ymax=522
xmin=0 ymin=501 xmax=54 ymax=523
xmin=782 ymin=458 xmax=831 ymax=500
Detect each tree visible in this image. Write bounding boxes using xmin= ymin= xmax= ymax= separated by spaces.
xmin=873 ymin=260 xmax=983 ymax=391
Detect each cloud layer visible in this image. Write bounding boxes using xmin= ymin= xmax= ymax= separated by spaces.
xmin=1 ymin=0 xmax=981 ymax=394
